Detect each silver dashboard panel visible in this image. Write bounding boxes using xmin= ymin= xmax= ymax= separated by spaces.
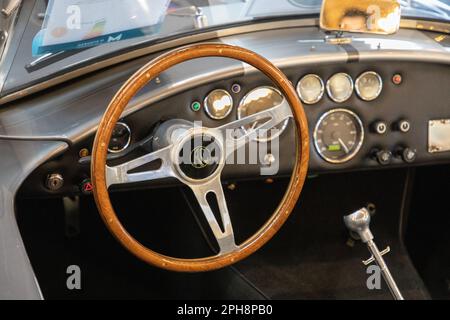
xmin=429 ymin=119 xmax=450 ymax=153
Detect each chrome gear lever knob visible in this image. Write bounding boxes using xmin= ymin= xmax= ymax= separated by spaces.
xmin=343 ymin=208 xmax=373 ymax=243
xmin=344 ymin=208 xmax=404 ymax=300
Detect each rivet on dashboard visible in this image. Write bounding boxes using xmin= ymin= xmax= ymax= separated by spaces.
xmin=227 ymin=183 xmax=237 ymax=191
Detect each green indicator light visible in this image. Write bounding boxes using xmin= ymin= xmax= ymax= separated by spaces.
xmin=328 ymin=144 xmax=341 ymax=151
xmin=191 ymin=101 xmax=201 ymax=112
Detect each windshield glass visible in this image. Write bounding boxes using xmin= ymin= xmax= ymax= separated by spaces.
xmin=33 ymin=0 xmax=450 ymax=57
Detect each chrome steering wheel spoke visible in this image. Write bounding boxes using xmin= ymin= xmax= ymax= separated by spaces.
xmin=217 ymin=99 xmax=292 ymax=157
xmin=105 ymin=145 xmax=174 ymax=188
xmin=189 ymin=176 xmax=237 ymax=254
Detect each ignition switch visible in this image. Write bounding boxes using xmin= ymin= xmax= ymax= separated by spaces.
xmin=46 ymin=173 xmax=64 ymax=191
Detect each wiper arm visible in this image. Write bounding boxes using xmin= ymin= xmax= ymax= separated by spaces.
xmin=1 ymin=0 xmax=21 ymax=17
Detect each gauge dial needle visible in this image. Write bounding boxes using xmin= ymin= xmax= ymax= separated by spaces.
xmin=338 ymin=138 xmax=350 ymax=154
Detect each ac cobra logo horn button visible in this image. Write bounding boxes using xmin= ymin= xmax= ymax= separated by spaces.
xmin=191 ymin=146 xmax=212 ymax=169
xmin=178 ymin=135 xmax=221 ymax=180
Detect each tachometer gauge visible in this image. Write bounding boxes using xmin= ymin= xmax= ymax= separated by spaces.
xmin=326 ymin=73 xmax=354 ymax=103
xmin=237 ymin=86 xmax=288 ymax=141
xmin=204 ymin=89 xmax=233 ymax=120
xmin=355 ymin=71 xmax=383 ymax=101
xmin=108 ymin=122 xmax=131 ymax=153
xmin=314 ymin=109 xmax=364 ymax=163
xmin=296 ymin=74 xmax=324 ymax=104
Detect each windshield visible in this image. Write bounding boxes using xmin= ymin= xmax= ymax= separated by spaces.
xmin=32 ymin=0 xmax=450 ymax=57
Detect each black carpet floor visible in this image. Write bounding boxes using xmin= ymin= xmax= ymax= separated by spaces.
xmin=232 ymin=170 xmax=430 ymax=300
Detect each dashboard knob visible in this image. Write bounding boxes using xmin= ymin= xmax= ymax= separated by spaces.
xmin=372 ymin=121 xmax=388 ymax=135
xmin=398 ymin=147 xmax=417 ymax=163
xmin=373 ymin=149 xmax=392 ymax=165
xmin=396 ymin=119 xmax=411 ymax=133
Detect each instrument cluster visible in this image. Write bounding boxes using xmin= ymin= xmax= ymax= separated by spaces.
xmin=107 ymin=71 xmax=385 ymax=165
xmin=189 ymin=71 xmax=383 ymax=165
xmin=297 ymin=71 xmax=383 ymax=105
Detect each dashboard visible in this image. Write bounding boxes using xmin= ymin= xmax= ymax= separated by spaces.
xmin=18 ymin=60 xmax=450 ymax=197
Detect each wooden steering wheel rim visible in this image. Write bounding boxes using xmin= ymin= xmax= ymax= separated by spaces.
xmin=91 ymin=43 xmax=309 ymax=272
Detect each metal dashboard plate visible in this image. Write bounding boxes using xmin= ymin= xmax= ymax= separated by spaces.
xmin=428 ymin=119 xmax=450 ymax=153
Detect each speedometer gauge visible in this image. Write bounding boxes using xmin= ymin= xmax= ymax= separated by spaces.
xmin=326 ymin=73 xmax=354 ymax=103
xmin=314 ymin=109 xmax=364 ymax=164
xmin=296 ymin=74 xmax=324 ymax=104
xmin=237 ymin=86 xmax=288 ymax=141
xmin=355 ymin=71 xmax=383 ymax=101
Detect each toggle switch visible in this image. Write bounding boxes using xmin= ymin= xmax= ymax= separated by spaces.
xmin=372 ymin=149 xmax=392 ymax=165
xmin=396 ymin=147 xmax=417 ymax=163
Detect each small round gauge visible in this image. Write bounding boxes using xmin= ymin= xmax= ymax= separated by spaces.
xmin=314 ymin=109 xmax=364 ymax=164
xmin=237 ymin=86 xmax=289 ymax=141
xmin=296 ymin=74 xmax=324 ymax=104
xmin=204 ymin=89 xmax=233 ymax=120
xmin=326 ymin=73 xmax=354 ymax=103
xmin=355 ymin=71 xmax=383 ymax=101
xmin=108 ymin=122 xmax=131 ymax=153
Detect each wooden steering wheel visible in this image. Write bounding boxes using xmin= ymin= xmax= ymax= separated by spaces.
xmin=91 ymin=43 xmax=309 ymax=272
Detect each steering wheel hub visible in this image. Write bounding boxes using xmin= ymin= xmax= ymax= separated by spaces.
xmin=176 ymin=132 xmax=223 ymax=181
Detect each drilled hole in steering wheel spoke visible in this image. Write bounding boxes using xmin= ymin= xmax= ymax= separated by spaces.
xmin=205 ymin=191 xmax=225 ymax=234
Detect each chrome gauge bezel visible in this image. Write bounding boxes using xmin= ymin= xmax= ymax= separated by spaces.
xmin=108 ymin=122 xmax=132 ymax=154
xmin=355 ymin=71 xmax=383 ymax=101
xmin=237 ymin=86 xmax=289 ymax=142
xmin=296 ymin=74 xmax=325 ymax=104
xmin=326 ymin=73 xmax=354 ymax=103
xmin=313 ymin=108 xmax=364 ymax=164
xmin=204 ymin=89 xmax=234 ymax=120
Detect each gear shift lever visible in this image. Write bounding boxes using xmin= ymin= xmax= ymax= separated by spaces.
xmin=344 ymin=208 xmax=404 ymax=300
